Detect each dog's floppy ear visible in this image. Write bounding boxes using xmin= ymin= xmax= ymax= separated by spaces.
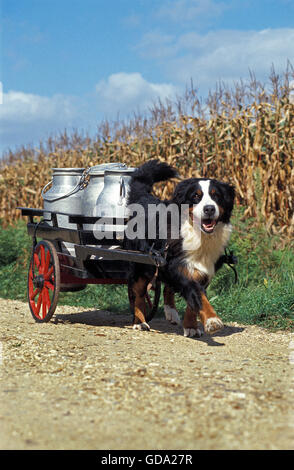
xmin=172 ymin=179 xmax=198 ymax=205
xmin=219 ymin=182 xmax=235 ymax=216
xmin=172 ymin=181 xmax=190 ymax=205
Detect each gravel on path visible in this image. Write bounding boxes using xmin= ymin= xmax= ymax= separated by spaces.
xmin=0 ymin=298 xmax=294 ymax=450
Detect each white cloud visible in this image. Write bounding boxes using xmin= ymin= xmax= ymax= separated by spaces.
xmin=137 ymin=28 xmax=294 ymax=92
xmin=0 ymin=89 xmax=80 ymax=153
xmin=176 ymin=29 xmax=294 ymax=86
xmin=0 ymin=73 xmax=178 ymax=155
xmin=0 ymin=90 xmax=76 ymax=123
xmin=95 ymin=72 xmax=178 ymax=113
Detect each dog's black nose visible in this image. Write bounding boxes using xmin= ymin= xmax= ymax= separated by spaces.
xmin=203 ymin=205 xmax=216 ymax=217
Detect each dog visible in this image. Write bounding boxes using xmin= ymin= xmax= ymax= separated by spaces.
xmin=126 ymin=159 xmax=235 ymax=337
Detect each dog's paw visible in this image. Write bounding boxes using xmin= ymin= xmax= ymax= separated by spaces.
xmin=204 ymin=317 xmax=224 ymax=334
xmin=183 ymin=327 xmax=202 ymax=338
xmin=133 ymin=322 xmax=150 ymax=331
xmin=164 ymin=305 xmax=181 ymax=325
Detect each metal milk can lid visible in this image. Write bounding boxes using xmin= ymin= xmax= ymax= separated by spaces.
xmin=88 ymin=162 xmax=127 ymax=175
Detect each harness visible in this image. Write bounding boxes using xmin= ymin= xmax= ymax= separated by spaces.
xmin=149 ymin=243 xmax=238 ymax=286
xmin=224 ymin=248 xmax=238 ymax=283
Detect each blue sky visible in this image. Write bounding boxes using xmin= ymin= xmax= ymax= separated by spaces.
xmin=1 ymin=0 xmax=294 ymax=156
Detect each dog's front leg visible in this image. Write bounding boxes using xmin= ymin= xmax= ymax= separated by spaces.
xmin=199 ymin=292 xmax=224 ymax=334
xmin=163 ymin=286 xmax=181 ymax=325
xmin=131 ymin=277 xmax=150 ymax=331
xmin=176 ymin=267 xmax=223 ymax=336
xmin=183 ymin=305 xmax=203 ymax=337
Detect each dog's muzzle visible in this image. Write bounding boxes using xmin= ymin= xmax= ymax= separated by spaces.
xmin=200 ymin=205 xmax=218 ymax=233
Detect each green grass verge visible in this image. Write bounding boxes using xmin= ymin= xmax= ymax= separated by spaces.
xmin=0 ymin=212 xmax=293 ymax=330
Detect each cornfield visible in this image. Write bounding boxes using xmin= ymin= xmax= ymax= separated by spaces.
xmin=0 ymin=69 xmax=294 ymax=238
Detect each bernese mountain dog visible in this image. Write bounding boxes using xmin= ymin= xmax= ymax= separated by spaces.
xmin=126 ymin=159 xmax=235 ymax=337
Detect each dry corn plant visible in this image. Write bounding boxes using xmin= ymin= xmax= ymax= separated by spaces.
xmin=0 ymin=68 xmax=293 ymax=239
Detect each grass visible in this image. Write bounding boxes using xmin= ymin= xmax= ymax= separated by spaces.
xmin=0 ymin=211 xmax=293 ymax=330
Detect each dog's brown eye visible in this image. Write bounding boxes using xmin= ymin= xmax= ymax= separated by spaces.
xmin=211 ymin=190 xmax=220 ymax=202
xmin=194 ymin=194 xmax=201 ymax=203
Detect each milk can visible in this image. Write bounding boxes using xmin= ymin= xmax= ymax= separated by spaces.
xmin=41 ymin=164 xmax=135 ymax=243
xmin=42 ymin=167 xmax=88 ymax=259
xmin=41 ymin=168 xmax=85 ymax=290
xmin=95 ymin=167 xmax=135 ymax=217
xmin=94 ymin=167 xmax=135 ymax=237
xmin=42 ymin=167 xmax=86 ymax=229
xmin=81 ymin=162 xmax=127 ymax=230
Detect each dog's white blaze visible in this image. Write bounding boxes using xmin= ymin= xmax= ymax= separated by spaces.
xmin=192 ymin=180 xmax=219 ymax=222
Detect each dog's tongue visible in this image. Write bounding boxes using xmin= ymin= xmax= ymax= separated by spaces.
xmin=202 ymin=219 xmax=216 ymax=233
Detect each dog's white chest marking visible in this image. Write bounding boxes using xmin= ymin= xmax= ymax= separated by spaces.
xmin=181 ymin=220 xmax=232 ymax=280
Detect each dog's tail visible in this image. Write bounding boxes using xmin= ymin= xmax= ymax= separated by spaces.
xmin=128 ymin=159 xmax=178 ymax=204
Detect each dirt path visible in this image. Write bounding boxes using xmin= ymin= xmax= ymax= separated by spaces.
xmin=0 ymin=297 xmax=294 ymax=450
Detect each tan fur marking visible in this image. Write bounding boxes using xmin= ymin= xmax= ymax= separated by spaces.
xmin=199 ymin=292 xmax=218 ymax=324
xmin=184 ymin=290 xmax=222 ymax=335
xmin=178 ymin=265 xmax=209 ymax=287
xmin=163 ymin=285 xmax=176 ymax=309
xmin=132 ymin=277 xmax=149 ymax=325
xmin=183 ymin=304 xmax=198 ymax=330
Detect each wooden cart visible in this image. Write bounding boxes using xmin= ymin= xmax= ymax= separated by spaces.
xmin=19 ymin=207 xmax=165 ymax=323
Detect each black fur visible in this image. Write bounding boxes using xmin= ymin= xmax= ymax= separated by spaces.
xmin=128 ymin=159 xmax=177 ymax=204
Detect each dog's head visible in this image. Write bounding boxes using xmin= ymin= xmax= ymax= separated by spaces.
xmin=173 ymin=178 xmax=235 ymax=234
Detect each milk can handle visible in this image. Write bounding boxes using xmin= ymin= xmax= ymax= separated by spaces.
xmin=41 ymin=180 xmax=53 ymax=198
xmin=41 ymin=168 xmax=90 ymax=202
xmin=118 ymin=177 xmax=126 ymax=205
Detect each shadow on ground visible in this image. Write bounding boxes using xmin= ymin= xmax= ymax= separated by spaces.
xmin=54 ymin=308 xmax=244 ymax=347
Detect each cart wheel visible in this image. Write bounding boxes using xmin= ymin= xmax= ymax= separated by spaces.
xmin=128 ymin=278 xmax=161 ymax=323
xmin=28 ymin=240 xmax=60 ymax=323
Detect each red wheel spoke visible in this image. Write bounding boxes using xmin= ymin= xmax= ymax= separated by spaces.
xmin=35 ymin=293 xmax=42 ymax=316
xmin=40 ymin=245 xmax=46 ymax=273
xmin=44 ymin=250 xmax=51 ymax=274
xmin=30 ymin=288 xmax=40 ymax=300
xmin=45 ymin=280 xmax=54 ymax=291
xmin=34 ymin=253 xmax=40 ymax=269
xmin=42 ymin=290 xmax=47 ymax=318
xmin=44 ymin=266 xmax=53 ymax=281
xmin=44 ymin=288 xmax=51 ymax=314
